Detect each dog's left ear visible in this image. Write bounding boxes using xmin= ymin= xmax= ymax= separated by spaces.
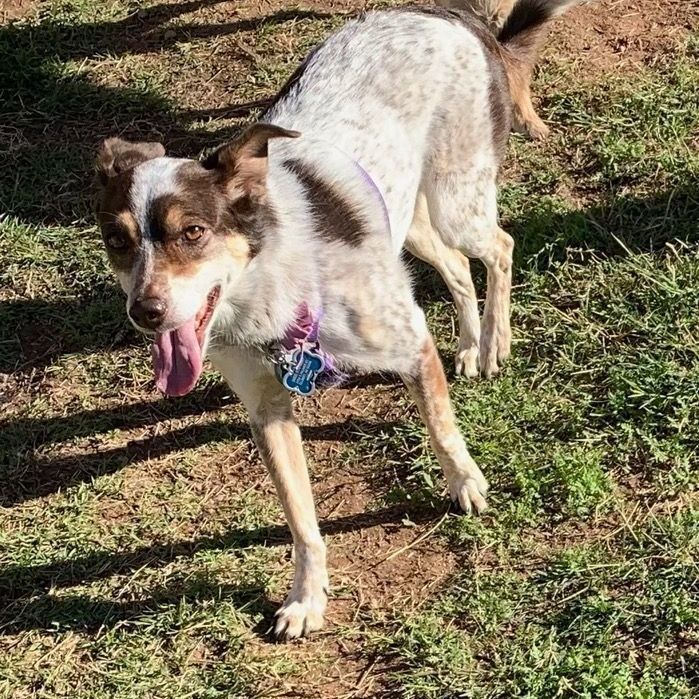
xmin=204 ymin=123 xmax=300 ymax=199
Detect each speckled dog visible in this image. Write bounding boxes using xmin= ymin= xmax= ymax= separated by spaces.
xmin=96 ymin=0 xmax=571 ymax=640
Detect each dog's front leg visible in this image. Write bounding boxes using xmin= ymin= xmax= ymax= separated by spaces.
xmin=214 ymin=351 xmax=328 ymax=640
xmin=251 ymin=412 xmax=329 ymax=640
xmin=402 ymin=334 xmax=489 ymax=514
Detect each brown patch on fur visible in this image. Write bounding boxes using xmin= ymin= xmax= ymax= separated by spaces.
xmin=173 ymin=161 xmax=270 ymax=257
xmin=284 ymin=158 xmax=369 ymax=247
xmin=114 ymin=210 xmax=139 ymax=239
xmin=145 ymin=193 xmax=226 ymax=277
xmin=405 ymin=335 xmax=455 ymax=436
xmin=225 ymin=195 xmax=276 ymax=258
xmin=96 ymin=170 xmax=140 ymax=271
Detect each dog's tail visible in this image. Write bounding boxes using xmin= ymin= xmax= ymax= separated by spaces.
xmin=496 ymin=0 xmax=584 ymax=64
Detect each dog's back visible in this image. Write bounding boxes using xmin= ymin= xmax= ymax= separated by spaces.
xmin=265 ymin=8 xmax=512 ymax=248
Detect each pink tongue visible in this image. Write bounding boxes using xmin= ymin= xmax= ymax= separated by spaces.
xmin=151 ymin=319 xmax=203 ymax=397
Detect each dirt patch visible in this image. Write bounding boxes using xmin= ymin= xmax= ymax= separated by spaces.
xmin=545 ymin=0 xmax=697 ymax=76
xmin=0 ymin=0 xmax=35 ymax=23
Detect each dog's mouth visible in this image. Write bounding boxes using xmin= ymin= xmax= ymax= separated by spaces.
xmin=195 ymin=286 xmax=221 ymax=345
xmin=151 ymin=286 xmax=221 ymax=397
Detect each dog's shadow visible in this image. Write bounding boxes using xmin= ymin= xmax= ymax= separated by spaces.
xmin=0 ymin=501 xmax=442 ymax=635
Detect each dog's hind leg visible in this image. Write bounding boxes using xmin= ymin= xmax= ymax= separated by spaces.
xmin=401 ymin=333 xmax=488 ymax=513
xmin=503 ymin=57 xmax=550 ymax=140
xmin=424 ymin=173 xmax=514 ymax=377
xmin=479 ymin=226 xmax=514 ymax=377
xmin=406 ymin=193 xmax=481 ymax=377
xmin=212 ymin=349 xmax=328 ymax=641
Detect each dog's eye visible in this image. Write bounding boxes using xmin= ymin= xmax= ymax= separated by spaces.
xmin=183 ymin=225 xmax=206 ymax=242
xmin=106 ymin=234 xmax=128 ymax=250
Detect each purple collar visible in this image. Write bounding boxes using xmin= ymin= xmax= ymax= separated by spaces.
xmin=273 ymin=303 xmax=347 ymax=395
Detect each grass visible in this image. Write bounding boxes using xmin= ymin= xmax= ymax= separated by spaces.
xmin=0 ymin=0 xmax=697 ymax=697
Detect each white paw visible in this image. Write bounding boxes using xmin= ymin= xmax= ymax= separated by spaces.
xmin=478 ymin=339 xmax=500 ymax=378
xmin=448 ymin=462 xmax=488 ymax=515
xmin=497 ymin=327 xmax=511 ymax=364
xmin=455 ymin=346 xmax=479 ymax=378
xmin=274 ymin=587 xmax=328 ymax=641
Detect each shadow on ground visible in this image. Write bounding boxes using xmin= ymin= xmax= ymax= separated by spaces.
xmin=0 ymin=396 xmax=402 ymax=507
xmin=0 ymin=501 xmax=443 ymax=633
xmin=0 ymin=294 xmax=131 ymax=373
xmin=0 ymin=0 xmax=338 ymax=224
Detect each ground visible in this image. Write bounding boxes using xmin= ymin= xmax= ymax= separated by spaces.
xmin=0 ymin=0 xmax=697 ymax=697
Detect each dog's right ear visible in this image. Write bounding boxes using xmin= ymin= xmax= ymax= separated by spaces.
xmin=96 ymin=138 xmax=166 ymax=185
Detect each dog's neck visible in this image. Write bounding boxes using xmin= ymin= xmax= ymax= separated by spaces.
xmin=209 ymin=137 xmax=391 ymax=356
xmin=209 ymin=165 xmax=320 ymax=350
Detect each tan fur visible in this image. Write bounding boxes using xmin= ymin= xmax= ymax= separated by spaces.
xmin=224 ymin=235 xmax=253 ymax=267
xmin=501 ymin=50 xmax=550 ymax=138
xmin=402 ymin=336 xmax=488 ymax=513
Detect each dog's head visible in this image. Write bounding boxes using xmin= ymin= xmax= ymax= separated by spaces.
xmin=95 ymin=123 xmax=299 ymax=397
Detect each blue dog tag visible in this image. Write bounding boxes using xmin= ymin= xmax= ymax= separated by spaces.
xmin=277 ymin=347 xmax=326 ymax=396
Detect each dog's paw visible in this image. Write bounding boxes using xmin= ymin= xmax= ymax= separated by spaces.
xmin=525 ymin=116 xmax=550 ymax=141
xmin=497 ymin=326 xmax=511 ymax=364
xmin=478 ymin=337 xmax=500 ymax=378
xmin=455 ymin=346 xmax=479 ymax=378
xmin=274 ymin=587 xmax=328 ymax=641
xmin=448 ymin=463 xmax=488 ymax=515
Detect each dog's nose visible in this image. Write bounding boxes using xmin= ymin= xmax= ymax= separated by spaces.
xmin=129 ymin=296 xmax=167 ymax=330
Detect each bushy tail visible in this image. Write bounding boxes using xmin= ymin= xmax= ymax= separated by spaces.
xmin=497 ymin=0 xmax=584 ymax=63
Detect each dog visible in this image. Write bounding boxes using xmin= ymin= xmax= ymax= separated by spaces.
xmin=96 ymin=0 xmax=578 ymax=640
xmin=438 ymin=0 xmax=584 ymax=138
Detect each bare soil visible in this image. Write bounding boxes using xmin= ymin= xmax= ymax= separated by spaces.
xmin=545 ymin=0 xmax=697 ymax=75
xmin=0 ymin=0 xmax=35 ymax=23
